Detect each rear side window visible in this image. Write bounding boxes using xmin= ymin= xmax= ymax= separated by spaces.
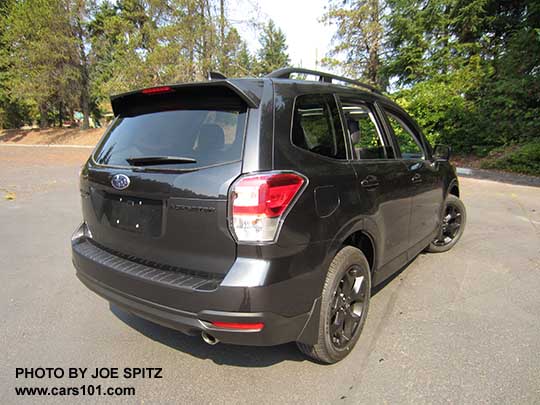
xmin=341 ymin=102 xmax=394 ymax=160
xmin=385 ymin=111 xmax=425 ymax=160
xmin=291 ymin=94 xmax=346 ymax=159
xmin=94 ymin=105 xmax=247 ymax=169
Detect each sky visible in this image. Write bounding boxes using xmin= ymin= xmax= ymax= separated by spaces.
xmin=228 ymin=0 xmax=337 ymax=72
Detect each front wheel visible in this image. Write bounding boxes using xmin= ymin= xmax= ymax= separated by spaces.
xmin=426 ymin=194 xmax=466 ymax=253
xmin=297 ymin=246 xmax=371 ymax=364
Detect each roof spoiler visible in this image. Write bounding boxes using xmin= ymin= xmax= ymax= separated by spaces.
xmin=110 ymin=80 xmax=261 ymax=116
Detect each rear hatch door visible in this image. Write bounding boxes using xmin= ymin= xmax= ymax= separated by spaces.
xmin=81 ymin=84 xmax=252 ymax=277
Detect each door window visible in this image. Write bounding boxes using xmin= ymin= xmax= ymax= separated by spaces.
xmin=291 ymin=94 xmax=347 ymax=159
xmin=385 ymin=111 xmax=425 ymax=160
xmin=341 ymin=102 xmax=393 ymax=160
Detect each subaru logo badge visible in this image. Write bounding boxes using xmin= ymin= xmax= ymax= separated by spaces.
xmin=111 ymin=174 xmax=130 ymax=190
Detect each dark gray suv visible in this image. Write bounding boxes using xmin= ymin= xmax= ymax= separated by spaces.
xmin=72 ymin=68 xmax=466 ymax=363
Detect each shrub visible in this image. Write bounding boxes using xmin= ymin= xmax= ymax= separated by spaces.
xmin=480 ymin=141 xmax=540 ymax=176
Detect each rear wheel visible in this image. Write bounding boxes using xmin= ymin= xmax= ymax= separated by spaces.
xmin=298 ymin=246 xmax=371 ymax=364
xmin=426 ymin=194 xmax=466 ymax=253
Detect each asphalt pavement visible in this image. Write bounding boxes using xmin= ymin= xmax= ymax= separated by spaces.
xmin=1 ymin=145 xmax=539 ymax=404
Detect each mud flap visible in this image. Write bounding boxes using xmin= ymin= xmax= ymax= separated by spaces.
xmin=295 ymin=296 xmax=321 ymax=345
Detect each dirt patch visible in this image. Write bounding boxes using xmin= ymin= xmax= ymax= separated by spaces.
xmin=0 ymin=128 xmax=104 ymax=146
xmin=452 ymin=154 xmax=483 ymax=169
xmin=0 ymin=145 xmax=92 ymax=167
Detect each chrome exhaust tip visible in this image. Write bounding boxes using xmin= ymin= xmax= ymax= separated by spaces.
xmin=201 ymin=331 xmax=219 ymax=345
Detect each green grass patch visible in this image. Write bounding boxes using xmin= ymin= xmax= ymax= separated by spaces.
xmin=480 ymin=141 xmax=540 ymax=176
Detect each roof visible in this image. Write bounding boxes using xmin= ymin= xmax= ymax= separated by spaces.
xmin=109 ymin=68 xmax=385 ymax=115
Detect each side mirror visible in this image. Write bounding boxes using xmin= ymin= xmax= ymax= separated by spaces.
xmin=433 ymin=144 xmax=451 ymax=161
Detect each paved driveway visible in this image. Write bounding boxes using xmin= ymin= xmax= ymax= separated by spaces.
xmin=1 ymin=145 xmax=539 ymax=404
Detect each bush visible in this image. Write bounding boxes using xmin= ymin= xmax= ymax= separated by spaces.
xmin=480 ymin=141 xmax=540 ymax=176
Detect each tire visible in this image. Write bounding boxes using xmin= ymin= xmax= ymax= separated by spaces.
xmin=426 ymin=194 xmax=467 ymax=253
xmin=297 ymin=246 xmax=371 ymax=364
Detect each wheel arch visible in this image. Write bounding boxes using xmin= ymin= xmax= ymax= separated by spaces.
xmin=342 ymin=230 xmax=376 ymax=274
xmin=328 ymin=217 xmax=380 ymax=275
xmin=297 ymin=220 xmax=379 ymax=346
xmin=447 ymin=178 xmax=460 ymax=198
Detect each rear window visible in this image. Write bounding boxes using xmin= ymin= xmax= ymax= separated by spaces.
xmin=94 ymin=106 xmax=247 ymax=169
xmin=291 ymin=94 xmax=346 ymax=159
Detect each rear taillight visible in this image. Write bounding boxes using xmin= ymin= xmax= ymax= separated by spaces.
xmin=228 ymin=171 xmax=307 ymax=243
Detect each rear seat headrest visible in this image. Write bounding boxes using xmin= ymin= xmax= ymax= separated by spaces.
xmin=197 ymin=124 xmax=225 ymax=152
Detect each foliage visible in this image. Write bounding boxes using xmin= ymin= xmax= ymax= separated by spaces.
xmin=0 ymin=0 xmax=83 ymax=127
xmin=322 ymin=0 xmax=384 ymax=86
xmin=480 ymin=141 xmax=540 ymax=176
xmin=0 ymin=0 xmax=273 ymax=128
xmin=87 ymin=0 xmax=251 ymax=100
xmin=326 ymin=0 xmax=540 ymax=176
xmin=253 ymin=20 xmax=290 ymax=76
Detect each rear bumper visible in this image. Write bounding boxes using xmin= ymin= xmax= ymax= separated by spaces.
xmin=72 ymin=235 xmax=325 ymax=346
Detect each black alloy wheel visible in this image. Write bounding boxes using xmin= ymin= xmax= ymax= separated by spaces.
xmin=330 ymin=265 xmax=368 ymax=349
xmin=433 ymin=203 xmax=463 ymax=246
xmin=427 ymin=194 xmax=467 ymax=253
xmin=297 ymin=246 xmax=371 ymax=363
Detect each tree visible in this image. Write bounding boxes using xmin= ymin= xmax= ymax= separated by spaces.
xmin=0 ymin=0 xmax=281 ymax=129
xmin=0 ymin=0 xmax=32 ymax=128
xmin=220 ymin=28 xmax=251 ymax=76
xmin=1 ymin=0 xmax=82 ymax=128
xmin=236 ymin=42 xmax=254 ymax=75
xmin=384 ymin=0 xmax=540 ymax=152
xmin=70 ymin=0 xmax=91 ymax=128
xmin=322 ymin=0 xmax=385 ymax=86
xmin=254 ymin=20 xmax=290 ymax=76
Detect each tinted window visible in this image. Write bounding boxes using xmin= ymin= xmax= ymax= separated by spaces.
xmin=385 ymin=111 xmax=425 ymax=160
xmin=342 ymin=102 xmax=393 ymax=160
xmin=94 ymin=108 xmax=247 ymax=169
xmin=292 ymin=95 xmax=346 ymax=159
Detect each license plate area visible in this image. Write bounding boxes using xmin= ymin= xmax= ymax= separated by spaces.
xmin=103 ymin=193 xmax=163 ymax=237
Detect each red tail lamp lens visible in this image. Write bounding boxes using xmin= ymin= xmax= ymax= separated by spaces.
xmin=229 ymin=172 xmax=306 ymax=242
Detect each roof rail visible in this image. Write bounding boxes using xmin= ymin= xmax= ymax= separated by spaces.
xmin=266 ymin=67 xmax=382 ymax=94
xmin=208 ymin=71 xmax=227 ymax=80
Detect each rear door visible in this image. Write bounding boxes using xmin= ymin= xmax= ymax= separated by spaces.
xmin=338 ymin=95 xmax=413 ymax=268
xmin=272 ymin=87 xmax=359 ymax=247
xmin=381 ymin=106 xmax=444 ymax=251
xmin=81 ymin=85 xmax=249 ymax=276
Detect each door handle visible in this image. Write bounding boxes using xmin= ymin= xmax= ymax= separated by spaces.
xmin=360 ymin=175 xmax=379 ymax=189
xmin=411 ymin=173 xmax=422 ymax=184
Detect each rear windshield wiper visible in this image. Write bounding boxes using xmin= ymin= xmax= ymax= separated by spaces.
xmin=126 ymin=156 xmax=197 ymax=166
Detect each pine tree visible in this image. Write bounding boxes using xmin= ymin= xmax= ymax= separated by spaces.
xmin=236 ymin=42 xmax=254 ymax=76
xmin=1 ymin=0 xmax=81 ymax=128
xmin=254 ymin=20 xmax=290 ymax=76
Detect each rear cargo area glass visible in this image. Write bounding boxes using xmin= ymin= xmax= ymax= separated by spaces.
xmin=94 ymin=106 xmax=247 ymax=169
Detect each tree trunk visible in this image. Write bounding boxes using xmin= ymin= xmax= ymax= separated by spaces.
xmin=200 ymin=0 xmax=211 ymax=78
xmin=58 ymin=102 xmax=63 ymax=127
xmin=220 ymin=0 xmax=225 ymax=72
xmin=39 ymin=103 xmax=48 ymax=128
xmin=187 ymin=2 xmax=196 ymax=81
xmin=75 ymin=6 xmax=90 ymax=129
xmin=81 ymin=89 xmax=90 ymax=129
xmin=367 ymin=0 xmax=381 ymax=86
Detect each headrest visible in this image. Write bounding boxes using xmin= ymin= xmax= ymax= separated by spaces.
xmin=197 ymin=124 xmax=225 ymax=152
xmin=347 ymin=119 xmax=360 ymax=145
